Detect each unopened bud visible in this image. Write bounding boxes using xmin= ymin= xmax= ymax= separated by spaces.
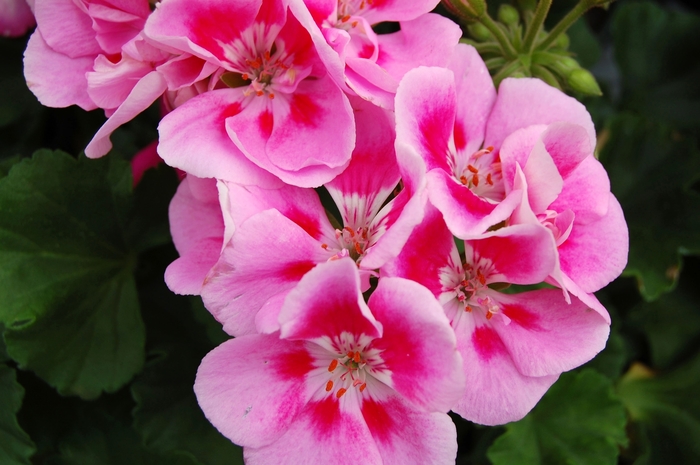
xmin=517 ymin=0 xmax=537 ymax=11
xmin=441 ymin=0 xmax=487 ymax=23
xmin=567 ymin=68 xmax=602 ymax=96
xmin=498 ymin=4 xmax=520 ymax=26
xmin=467 ymin=22 xmax=492 ymax=42
xmin=554 ymin=32 xmax=570 ymax=50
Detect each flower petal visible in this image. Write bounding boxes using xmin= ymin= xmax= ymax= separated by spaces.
xmin=24 ymin=30 xmax=97 ymax=110
xmin=558 ymin=194 xmax=628 ymax=292
xmin=452 ymin=319 xmax=558 ymax=425
xmin=202 ymin=209 xmax=332 ymax=336
xmin=362 ymin=395 xmax=458 ymax=465
xmin=194 ymin=334 xmax=316 ymax=449
xmin=484 ymin=77 xmax=596 ymax=153
xmin=490 ymin=290 xmax=610 ymax=377
xmin=279 ymin=258 xmax=382 ymax=342
xmin=157 ymin=88 xmax=280 ymax=186
xmin=368 ymin=277 xmax=465 ymax=412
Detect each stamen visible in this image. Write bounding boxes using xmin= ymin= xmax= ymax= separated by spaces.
xmin=472 ymin=174 xmax=479 ymax=186
xmin=353 ymin=352 xmax=361 ymax=363
xmin=359 ymin=383 xmax=367 ymax=392
xmin=467 ymin=164 xmax=478 ymax=173
xmin=328 ymin=359 xmax=338 ymax=372
xmin=486 ymin=173 xmax=493 ymax=185
xmin=336 ymin=388 xmax=347 ymax=398
xmin=325 ymin=380 xmax=334 ymax=391
xmin=268 ymin=93 xmax=275 ymax=99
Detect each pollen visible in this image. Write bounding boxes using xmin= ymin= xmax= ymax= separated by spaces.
xmin=325 ymin=380 xmax=334 ymax=391
xmin=336 ymin=388 xmax=347 ymax=398
xmin=328 ymin=359 xmax=338 ymax=372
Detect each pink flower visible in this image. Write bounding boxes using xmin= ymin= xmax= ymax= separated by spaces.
xmin=194 ymin=258 xmax=465 ymax=464
xmin=395 ymin=43 xmax=627 ymax=313
xmin=164 ymin=175 xmax=226 ymax=296
xmin=147 ymin=0 xmax=355 ymax=188
xmin=24 ymin=0 xmax=151 ymax=112
xmin=382 ymin=203 xmax=610 ymax=425
xmin=292 ymin=0 xmax=461 ymax=108
xmin=199 ymin=98 xmax=425 ymax=336
xmin=1 ymin=0 xmax=34 ymax=37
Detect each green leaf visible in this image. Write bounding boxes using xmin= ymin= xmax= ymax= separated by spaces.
xmin=487 ymin=370 xmax=628 ymax=465
xmin=132 ymin=282 xmax=243 ymax=465
xmin=617 ymin=356 xmax=700 ymax=464
xmin=52 ymin=411 xmax=198 ymax=465
xmin=598 ymin=114 xmax=700 ymax=300
xmin=612 ymin=1 xmax=700 ymax=130
xmin=0 ymin=150 xmax=145 ymax=398
xmin=627 ymin=287 xmax=700 ymax=370
xmin=0 ymin=365 xmax=36 ymax=465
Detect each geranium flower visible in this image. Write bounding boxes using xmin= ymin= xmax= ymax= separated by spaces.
xmin=195 ymin=258 xmax=465 ymax=464
xmin=382 ymin=203 xmax=610 ymax=425
xmin=199 ymin=98 xmax=426 ymax=336
xmin=394 ymin=43 xmax=596 ymax=238
xmin=146 ymin=0 xmax=355 ymax=187
xmin=290 ymin=0 xmax=461 ymax=109
xmin=1 ymin=0 xmax=34 ymax=37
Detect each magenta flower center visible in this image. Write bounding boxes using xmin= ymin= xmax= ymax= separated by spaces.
xmin=451 ymin=146 xmax=505 ymax=202
xmin=219 ymin=23 xmax=305 ymax=99
xmin=321 ymin=334 xmax=384 ymax=398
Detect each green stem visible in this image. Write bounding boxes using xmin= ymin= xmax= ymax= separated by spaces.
xmin=536 ymin=0 xmax=591 ymax=51
xmin=521 ymin=0 xmax=552 ymax=54
xmin=479 ymin=14 xmax=518 ymax=59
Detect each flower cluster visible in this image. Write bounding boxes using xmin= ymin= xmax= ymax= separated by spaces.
xmin=23 ymin=0 xmax=628 ymax=462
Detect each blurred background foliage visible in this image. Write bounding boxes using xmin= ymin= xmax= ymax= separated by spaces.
xmin=1 ymin=0 xmax=699 ymax=464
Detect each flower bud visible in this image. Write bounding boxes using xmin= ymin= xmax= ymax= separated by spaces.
xmin=517 ymin=0 xmax=537 ymax=11
xmin=498 ymin=4 xmax=520 ymax=26
xmin=441 ymin=0 xmax=487 ymax=23
xmin=467 ymin=22 xmax=492 ymax=41
xmin=554 ymin=32 xmax=570 ymax=50
xmin=567 ymin=68 xmax=602 ymax=96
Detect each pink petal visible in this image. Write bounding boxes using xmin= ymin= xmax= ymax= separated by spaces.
xmin=130 ymin=140 xmax=162 ymax=186
xmin=244 ymin=396 xmax=382 ymax=465
xmin=361 ymin=396 xmax=458 ymax=465
xmin=194 ymin=334 xmax=316 ymax=449
xmin=558 ymin=194 xmax=628 ymax=293
xmin=427 ymin=169 xmax=522 ymax=237
xmin=165 ymin=236 xmax=223 ymax=295
xmin=144 ymin=0 xmax=260 ymax=61
xmin=279 ymin=258 xmax=382 ymax=342
xmin=170 ymin=175 xmax=223 ymax=249
xmin=522 ymin=135 xmax=564 ymax=214
xmin=452 ymin=320 xmax=558 ymax=425
xmin=1 ymin=0 xmax=35 ymax=37
xmin=499 ymin=124 xmax=547 ymax=194
xmin=363 ymin=0 xmax=442 ymax=24
xmin=226 ymin=75 xmax=354 ymax=188
xmin=220 ymin=181 xmax=335 ymax=243
xmin=550 ymin=156 xmax=611 ymax=224
xmin=466 ymin=223 xmax=557 ymax=284
xmin=490 ymin=290 xmax=610 ymax=377
xmin=380 ymin=202 xmax=455 ymax=298
xmin=368 ymin=277 xmax=465 ymax=412
xmin=540 ymin=122 xmax=593 ymax=178
xmin=450 ymin=44 xmax=497 ymax=156
xmin=395 ymin=66 xmax=455 ymax=173
xmin=86 ymin=53 xmax=154 ymax=110
xmin=484 ymin=78 xmax=596 ymax=153
xmin=157 ymin=88 xmax=280 ymax=186
xmin=202 ymin=209 xmax=332 ymax=337
xmin=34 ymin=0 xmax=100 ymax=58
xmin=325 ymin=97 xmax=399 ymax=225
xmin=375 ymin=14 xmax=461 ymax=91
xmin=24 ymin=30 xmax=97 ymax=110
xmin=85 ymin=70 xmax=168 ymax=158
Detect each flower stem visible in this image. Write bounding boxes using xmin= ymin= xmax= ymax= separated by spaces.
xmin=479 ymin=14 xmax=518 ymax=59
xmin=521 ymin=0 xmax=552 ymax=54
xmin=536 ymin=0 xmax=591 ymax=51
